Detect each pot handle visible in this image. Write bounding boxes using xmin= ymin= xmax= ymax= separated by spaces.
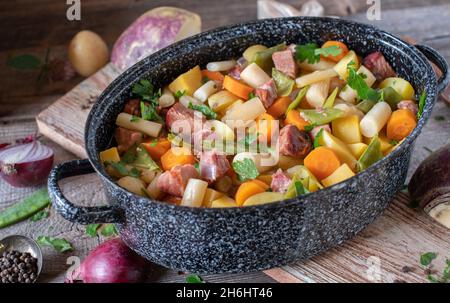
xmin=414 ymin=44 xmax=450 ymax=94
xmin=48 ymin=159 xmax=123 ymax=224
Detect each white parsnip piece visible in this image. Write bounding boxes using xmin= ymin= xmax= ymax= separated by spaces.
xmin=360 ymin=101 xmax=392 ymax=137
xmin=240 ymin=63 xmax=271 ymax=88
xmin=295 ymin=69 xmax=337 ymax=88
xmin=222 ymin=97 xmax=266 ymax=125
xmin=158 ymin=87 xmax=175 ymax=108
xmin=181 ymin=179 xmax=208 ymax=207
xmin=193 ymin=80 xmax=218 ymax=102
xmin=116 ymin=113 xmax=162 ymax=137
xmin=306 ymin=78 xmax=330 ymax=108
xmin=206 ymin=60 xmax=236 ymax=72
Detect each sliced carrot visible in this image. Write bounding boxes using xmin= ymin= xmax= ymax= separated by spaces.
xmin=201 ymin=69 xmax=224 ymax=82
xmin=321 ymin=41 xmax=349 ymax=62
xmin=304 ymin=146 xmax=341 ymax=180
xmin=267 ymin=96 xmax=292 ymax=118
xmin=235 ymin=180 xmax=269 ymax=206
xmin=160 ymin=147 xmax=196 ymax=171
xmin=223 ymin=75 xmax=253 ymax=100
xmin=256 ymin=113 xmax=276 ymax=143
xmin=284 ymin=110 xmax=310 ymax=131
xmin=386 ymin=109 xmax=417 ymax=141
xmin=141 ymin=138 xmax=171 ymax=160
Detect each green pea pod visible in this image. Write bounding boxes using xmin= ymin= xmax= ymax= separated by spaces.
xmin=300 ymin=108 xmax=344 ymax=125
xmin=132 ymin=145 xmax=160 ymax=171
xmin=252 ymin=43 xmax=286 ymax=72
xmin=286 ymin=85 xmax=309 ymax=114
xmin=272 ymin=68 xmax=294 ymax=96
xmin=356 ymin=99 xmax=376 ymax=114
xmin=284 ymin=174 xmax=309 ymax=199
xmin=382 ymin=87 xmax=403 ymax=110
xmin=357 ymin=135 xmax=383 ymax=171
xmin=0 ymin=188 xmax=50 ymax=228
xmin=323 ymin=87 xmax=339 ymax=109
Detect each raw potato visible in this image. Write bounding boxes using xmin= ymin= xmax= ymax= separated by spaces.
xmin=159 ymin=87 xmax=175 ymax=108
xmin=359 ymin=102 xmax=392 ymax=138
xmin=242 ymin=192 xmax=284 ymax=206
xmin=240 ymin=63 xmax=271 ymax=88
xmin=347 ymin=143 xmax=368 ymax=158
xmin=208 ymin=90 xmax=240 ymax=113
xmin=321 ymin=163 xmax=355 ymax=187
xmin=295 ymin=69 xmax=337 ymax=88
xmin=68 ymin=30 xmax=109 ymax=77
xmin=306 ymin=79 xmax=330 ymax=108
xmin=168 ymin=65 xmax=202 ymax=96
xmin=211 ymin=196 xmax=237 ymax=208
xmin=181 ymin=178 xmax=208 ymax=207
xmin=206 ymin=60 xmax=236 ymax=72
xmin=116 ymin=113 xmax=162 ymax=137
xmin=243 ymin=44 xmax=268 ymax=62
xmin=318 ymin=131 xmax=357 ymax=170
xmin=118 ymin=176 xmax=146 ymax=196
xmin=379 ymin=77 xmax=415 ymax=100
xmin=332 ymin=115 xmax=362 ymax=144
xmin=332 ymin=50 xmax=359 ymax=80
xmin=193 ymin=80 xmax=218 ymax=102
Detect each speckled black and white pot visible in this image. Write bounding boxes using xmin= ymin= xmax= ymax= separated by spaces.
xmin=48 ymin=17 xmax=449 ymax=274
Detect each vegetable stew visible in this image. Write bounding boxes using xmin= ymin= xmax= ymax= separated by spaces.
xmin=100 ymin=41 xmax=423 ymax=207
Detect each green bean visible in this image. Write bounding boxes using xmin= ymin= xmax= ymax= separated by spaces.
xmin=0 ymin=188 xmax=50 ymax=228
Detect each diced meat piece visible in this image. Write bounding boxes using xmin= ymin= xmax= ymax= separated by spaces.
xmin=309 ymin=124 xmax=331 ymax=141
xmin=157 ymin=164 xmax=199 ymax=197
xmin=279 ymin=124 xmax=312 ymax=158
xmin=362 ymin=51 xmax=396 ymax=81
xmin=329 ymin=77 xmax=346 ymax=91
xmin=228 ymin=65 xmax=243 ymax=80
xmin=199 ymin=150 xmax=230 ymax=182
xmin=165 ymin=103 xmax=205 ymax=135
xmin=123 ymin=99 xmax=141 ymax=116
xmin=255 ymin=79 xmax=277 ymax=108
xmin=192 ymin=128 xmax=217 ymax=151
xmin=272 ymin=49 xmax=297 ymax=78
xmin=115 ymin=127 xmax=143 ymax=153
xmin=397 ymin=100 xmax=418 ymax=116
xmin=270 ymin=169 xmax=291 ymax=193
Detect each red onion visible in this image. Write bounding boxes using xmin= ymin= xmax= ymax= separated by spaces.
xmin=68 ymin=238 xmax=149 ymax=283
xmin=0 ymin=138 xmax=54 ymax=187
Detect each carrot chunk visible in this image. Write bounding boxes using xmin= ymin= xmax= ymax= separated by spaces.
xmin=304 ymin=146 xmax=341 ymax=180
xmin=267 ymin=96 xmax=292 ymax=118
xmin=201 ymin=69 xmax=224 ymax=82
xmin=386 ymin=109 xmax=417 ymax=141
xmin=235 ymin=180 xmax=269 ymax=206
xmin=160 ymin=147 xmax=196 ymax=171
xmin=141 ymin=138 xmax=171 ymax=160
xmin=223 ymin=75 xmax=253 ymax=100
xmin=321 ymin=41 xmax=349 ymax=62
xmin=284 ymin=110 xmax=310 ymax=131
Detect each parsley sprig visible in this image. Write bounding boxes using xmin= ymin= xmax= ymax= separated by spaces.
xmin=188 ymin=102 xmax=217 ymax=120
xmin=346 ymin=62 xmax=381 ymax=102
xmin=295 ymin=43 xmax=342 ymax=64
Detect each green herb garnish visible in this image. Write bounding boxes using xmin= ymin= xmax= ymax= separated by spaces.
xmin=36 ymin=236 xmax=73 ymax=253
xmin=295 ymin=43 xmax=342 ymax=64
xmin=417 ymin=91 xmax=427 ymax=119
xmin=29 ymin=209 xmax=49 ymax=222
xmin=86 ymin=224 xmax=101 ymax=237
xmin=174 ymin=90 xmax=186 ymax=98
xmin=420 ymin=252 xmax=437 ymax=267
xmin=202 ymin=76 xmax=210 ymax=84
xmin=304 ymin=124 xmax=317 ymax=132
xmin=100 ymin=224 xmax=118 ymax=237
xmin=130 ymin=115 xmax=140 ymax=122
xmin=389 ymin=139 xmax=399 ymax=146
xmin=347 ymin=65 xmax=381 ymax=102
xmin=248 ymin=91 xmax=256 ymax=99
xmin=132 ymin=79 xmax=160 ymax=103
xmin=140 ymin=101 xmax=163 ymax=122
xmin=313 ymin=128 xmax=324 ymax=149
xmin=188 ymin=102 xmax=217 ymax=120
xmin=232 ymin=158 xmax=260 ymax=181
xmin=185 ymin=274 xmax=205 ymax=283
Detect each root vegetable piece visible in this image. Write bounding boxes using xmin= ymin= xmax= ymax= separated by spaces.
xmin=68 ymin=30 xmax=109 ymax=77
xmin=111 ymin=7 xmax=201 ymax=70
xmin=409 ymin=143 xmax=450 ymax=228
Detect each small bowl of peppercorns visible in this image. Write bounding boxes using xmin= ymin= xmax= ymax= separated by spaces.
xmin=0 ymin=235 xmax=43 ymax=283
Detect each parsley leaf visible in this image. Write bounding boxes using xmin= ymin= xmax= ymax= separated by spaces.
xmin=86 ymin=224 xmax=101 ymax=237
xmin=36 ymin=236 xmax=73 ymax=253
xmin=347 ymin=66 xmax=381 ymax=102
xmin=188 ymin=102 xmax=217 ymax=120
xmin=313 ymin=128 xmax=324 ymax=149
xmin=232 ymin=158 xmax=259 ymax=181
xmin=140 ymin=101 xmax=162 ymax=122
xmin=389 ymin=139 xmax=399 ymax=146
xmin=417 ymin=91 xmax=427 ymax=119
xmin=304 ymin=123 xmax=317 ymax=132
xmin=29 ymin=209 xmax=49 ymax=222
xmin=100 ymin=224 xmax=118 ymax=237
xmin=202 ymin=76 xmax=210 ymax=84
xmin=295 ymin=43 xmax=342 ymax=64
xmin=185 ymin=274 xmax=205 ymax=283
xmin=132 ymin=79 xmax=157 ymax=101
xmin=420 ymin=252 xmax=437 ymax=267
xmin=248 ymin=91 xmax=256 ymax=99
xmin=174 ymin=90 xmax=186 ymax=98
xmin=294 ymin=181 xmax=309 ymax=196
xmin=130 ymin=115 xmax=140 ymax=122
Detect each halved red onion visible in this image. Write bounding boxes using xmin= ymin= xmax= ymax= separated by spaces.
xmin=0 ymin=139 xmax=54 ymax=187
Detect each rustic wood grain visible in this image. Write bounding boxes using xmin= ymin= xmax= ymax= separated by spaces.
xmin=1 ymin=0 xmax=450 ymax=284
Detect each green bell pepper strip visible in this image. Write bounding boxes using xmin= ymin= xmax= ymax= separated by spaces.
xmin=286 ymin=85 xmax=309 ymax=114
xmin=252 ymin=43 xmax=286 ymax=72
xmin=356 ymin=99 xmax=376 ymax=114
xmin=323 ymin=87 xmax=339 ymax=109
xmin=0 ymin=188 xmax=50 ymax=228
xmin=300 ymin=108 xmax=344 ymax=125
xmin=272 ymin=68 xmax=294 ymax=96
xmin=357 ymin=135 xmax=383 ymax=171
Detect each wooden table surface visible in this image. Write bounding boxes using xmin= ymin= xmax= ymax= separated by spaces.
xmin=1 ymin=0 xmax=449 ymax=283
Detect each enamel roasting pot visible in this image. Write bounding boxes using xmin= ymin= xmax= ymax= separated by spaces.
xmin=48 ymin=17 xmax=449 ymax=273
